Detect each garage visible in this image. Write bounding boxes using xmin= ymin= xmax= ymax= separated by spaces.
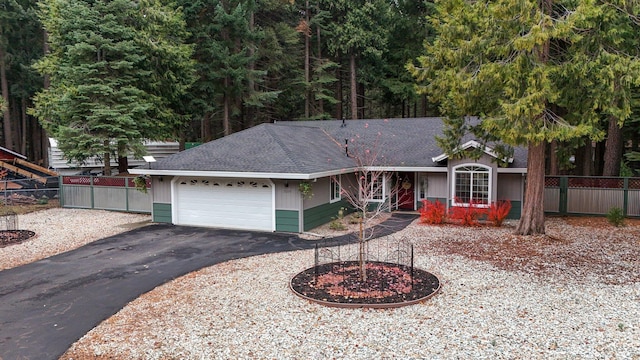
xmin=173 ymin=177 xmax=274 ymax=231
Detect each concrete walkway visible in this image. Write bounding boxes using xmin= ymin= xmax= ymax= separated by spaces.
xmin=0 ymin=213 xmax=417 ymax=360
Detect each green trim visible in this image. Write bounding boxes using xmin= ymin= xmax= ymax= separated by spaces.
xmin=153 ymin=203 xmax=172 ymax=223
xmin=559 ymin=177 xmax=568 ymax=215
xmin=303 ymin=200 xmax=352 ymax=231
xmin=417 ymin=197 xmax=447 ymax=208
xmin=276 ymin=210 xmax=299 ymax=232
xmin=506 ymin=200 xmax=521 ymax=219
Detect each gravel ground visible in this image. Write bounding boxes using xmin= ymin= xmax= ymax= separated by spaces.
xmin=59 ymin=216 xmax=640 ymax=360
xmin=0 ymin=208 xmax=150 ymax=271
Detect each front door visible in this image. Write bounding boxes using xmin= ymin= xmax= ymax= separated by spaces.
xmin=397 ymin=172 xmax=415 ymax=210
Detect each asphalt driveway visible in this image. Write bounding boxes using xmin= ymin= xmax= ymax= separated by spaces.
xmin=0 ymin=213 xmax=416 ymax=360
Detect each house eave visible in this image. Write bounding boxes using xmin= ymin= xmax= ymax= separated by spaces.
xmin=128 ymin=165 xmax=451 ymax=179
xmin=366 ymin=166 xmax=448 ymax=172
xmin=0 ymin=146 xmax=27 ymax=160
xmin=496 ymin=167 xmax=527 ymax=174
xmin=128 ymin=169 xmax=319 ymax=180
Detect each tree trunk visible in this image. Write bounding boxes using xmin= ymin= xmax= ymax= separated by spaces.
xmin=422 ymin=94 xmax=428 ymax=116
xmin=40 ymin=30 xmax=50 ymax=167
xmin=103 ymin=140 xmax=111 ymax=176
xmin=0 ymin=46 xmax=12 ymax=150
xmin=117 ymin=143 xmax=128 ymax=174
xmin=349 ymin=52 xmax=357 ymax=120
xmin=223 ymin=77 xmax=230 ymax=136
xmin=246 ymin=10 xmax=256 ymax=128
xmin=516 ymin=141 xmax=546 ymax=235
xmin=516 ymin=0 xmax=550 ymax=235
xmin=316 ymin=1 xmax=324 ymax=114
xmin=202 ymin=112 xmax=212 ymax=142
xmin=304 ymin=0 xmax=310 ymax=119
xmin=21 ymin=98 xmax=27 ymax=155
xmin=548 ymin=140 xmax=558 ymax=175
xmin=603 ymin=116 xmax=623 ymax=176
xmin=316 ymin=16 xmax=324 ymax=115
xmin=118 ymin=156 xmax=128 ymax=174
xmin=358 ymin=82 xmax=365 ymax=119
xmin=580 ymin=143 xmax=593 ymax=176
xmin=335 ymin=64 xmax=343 ymax=120
xmin=358 ymin=211 xmax=367 ymax=281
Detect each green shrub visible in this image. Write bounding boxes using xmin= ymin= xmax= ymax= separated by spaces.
xmin=329 ymin=219 xmax=347 ymax=230
xmin=606 ymin=207 xmax=625 ymax=227
xmin=349 ymin=211 xmax=362 ymax=224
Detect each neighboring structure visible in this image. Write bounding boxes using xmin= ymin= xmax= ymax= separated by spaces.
xmin=49 ymin=138 xmax=180 ymax=175
xmin=129 ymin=118 xmax=528 ymax=232
xmin=0 ymin=145 xmax=58 ymax=191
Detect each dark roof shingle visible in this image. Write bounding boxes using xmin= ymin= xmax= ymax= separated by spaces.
xmin=152 ymin=118 xmax=527 ymax=174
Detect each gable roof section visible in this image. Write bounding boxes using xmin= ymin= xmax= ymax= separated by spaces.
xmin=131 ymin=118 xmax=528 ymax=178
xmin=432 ymin=140 xmax=514 ymax=164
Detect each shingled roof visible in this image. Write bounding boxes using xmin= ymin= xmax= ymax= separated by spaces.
xmin=144 ymin=118 xmax=527 ymax=177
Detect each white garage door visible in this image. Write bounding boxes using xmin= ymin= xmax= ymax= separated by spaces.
xmin=174 ymin=177 xmax=274 ymax=231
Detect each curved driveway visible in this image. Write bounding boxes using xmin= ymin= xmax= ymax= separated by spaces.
xmin=0 ymin=213 xmax=416 ymax=359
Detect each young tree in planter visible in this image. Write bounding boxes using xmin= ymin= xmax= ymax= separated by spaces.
xmin=331 ymin=128 xmax=404 ymax=281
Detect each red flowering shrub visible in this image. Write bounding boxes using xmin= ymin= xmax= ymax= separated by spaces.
xmin=419 ymin=199 xmax=446 ymax=224
xmin=448 ymin=198 xmax=486 ymax=226
xmin=486 ymin=200 xmax=512 ymax=227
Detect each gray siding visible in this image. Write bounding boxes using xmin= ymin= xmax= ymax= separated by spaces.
xmin=424 ymin=173 xmax=447 ymax=199
xmin=497 ymin=173 xmax=523 ymax=200
xmin=274 ymin=180 xmax=301 ymax=210
xmin=303 ymin=178 xmax=331 ymax=210
xmin=152 ymin=176 xmax=172 ymax=203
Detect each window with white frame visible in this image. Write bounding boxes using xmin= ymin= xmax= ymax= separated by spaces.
xmin=361 ymin=173 xmax=384 ymax=202
xmin=330 ymin=176 xmax=341 ymax=203
xmin=452 ymin=164 xmax=491 ymax=206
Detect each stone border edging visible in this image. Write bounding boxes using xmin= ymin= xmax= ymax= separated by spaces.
xmin=289 ymin=266 xmax=442 ymax=309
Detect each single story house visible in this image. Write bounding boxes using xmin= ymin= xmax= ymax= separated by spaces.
xmin=128 ymin=118 xmax=528 ymax=232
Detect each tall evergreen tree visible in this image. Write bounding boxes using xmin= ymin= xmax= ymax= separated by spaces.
xmin=323 ymin=0 xmax=390 ymax=119
xmin=410 ymin=0 xmax=640 ymax=235
xmin=31 ymin=0 xmax=194 ymax=175
xmin=561 ymin=1 xmax=640 ymax=176
xmin=180 ymin=0 xmax=278 ymax=139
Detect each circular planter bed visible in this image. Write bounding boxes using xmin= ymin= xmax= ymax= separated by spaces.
xmin=0 ymin=230 xmax=36 ymax=248
xmin=290 ymin=261 xmax=441 ymax=309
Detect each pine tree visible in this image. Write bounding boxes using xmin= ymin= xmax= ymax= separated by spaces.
xmin=409 ymin=0 xmax=640 ymax=235
xmin=31 ymin=0 xmax=194 ymax=175
xmin=323 ymin=0 xmax=390 ymax=119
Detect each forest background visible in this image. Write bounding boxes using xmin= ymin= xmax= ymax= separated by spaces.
xmin=1 ymin=0 xmax=639 ymax=177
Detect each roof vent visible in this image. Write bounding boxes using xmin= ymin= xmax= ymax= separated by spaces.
xmin=341 ymin=118 xmax=346 ymax=127
xmin=345 ymin=139 xmax=349 ymax=157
